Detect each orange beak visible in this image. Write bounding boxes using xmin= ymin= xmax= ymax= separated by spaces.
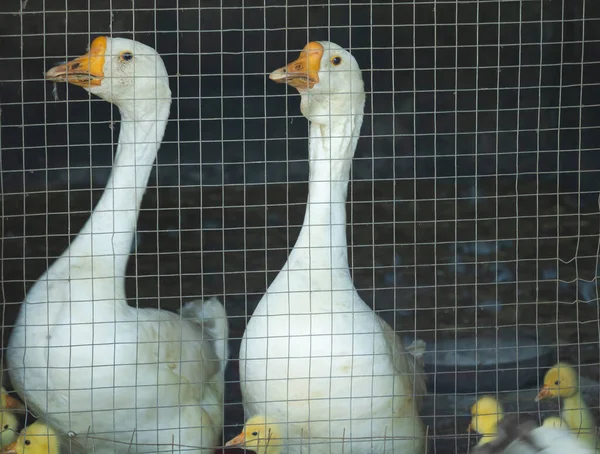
xmin=46 ymin=36 xmax=107 ymax=87
xmin=1 ymin=440 xmax=18 ymax=454
xmin=269 ymin=41 xmax=324 ymax=91
xmin=1 ymin=394 xmax=24 ymax=411
xmin=225 ymin=431 xmax=246 ymax=448
xmin=535 ymin=385 xmax=552 ymax=402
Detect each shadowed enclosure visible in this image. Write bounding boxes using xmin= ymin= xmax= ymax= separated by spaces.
xmin=1 ymin=1 xmax=600 ymax=453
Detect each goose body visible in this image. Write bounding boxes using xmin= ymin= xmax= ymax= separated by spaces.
xmin=6 ymin=37 xmax=228 ymax=453
xmin=472 ymin=415 xmax=594 ymax=454
xmin=542 ymin=417 xmax=569 ymax=430
xmin=239 ymin=41 xmax=426 ymax=454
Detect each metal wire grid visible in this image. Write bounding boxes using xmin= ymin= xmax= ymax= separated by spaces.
xmin=1 ymin=0 xmax=600 ymax=453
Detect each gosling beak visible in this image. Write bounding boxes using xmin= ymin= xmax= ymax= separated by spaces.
xmin=269 ymin=41 xmax=324 ymax=90
xmin=535 ymin=385 xmax=552 ymax=402
xmin=46 ymin=36 xmax=107 ymax=87
xmin=467 ymin=422 xmax=473 ymax=433
xmin=1 ymin=440 xmax=17 ymax=454
xmin=225 ymin=431 xmax=246 ymax=448
xmin=2 ymin=394 xmax=24 ymax=411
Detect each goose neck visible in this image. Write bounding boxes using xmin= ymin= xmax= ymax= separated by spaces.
xmin=71 ymin=100 xmax=170 ymax=268
xmin=288 ymin=111 xmax=362 ymax=272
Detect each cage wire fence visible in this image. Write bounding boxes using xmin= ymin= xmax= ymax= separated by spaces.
xmin=0 ymin=0 xmax=599 ymax=453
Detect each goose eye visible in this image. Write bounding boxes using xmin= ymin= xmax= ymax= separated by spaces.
xmin=251 ymin=431 xmax=258 ymax=436
xmin=2 ymin=424 xmax=7 ymax=429
xmin=331 ymin=56 xmax=342 ymax=66
xmin=25 ymin=440 xmax=31 ymax=445
xmin=120 ymin=51 xmax=134 ymax=62
xmin=554 ymin=380 xmax=560 ymax=385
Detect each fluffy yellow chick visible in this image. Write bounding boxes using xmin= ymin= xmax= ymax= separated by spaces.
xmin=536 ymin=362 xmax=598 ymax=448
xmin=0 ymin=388 xmax=23 ymax=411
xmin=1 ymin=422 xmax=59 ymax=454
xmin=0 ymin=411 xmax=19 ymax=448
xmin=542 ymin=416 xmax=569 ymax=430
xmin=468 ymin=396 xmax=505 ymax=446
xmin=225 ymin=416 xmax=284 ymax=454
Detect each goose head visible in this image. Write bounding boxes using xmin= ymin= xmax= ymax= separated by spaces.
xmin=1 ymin=422 xmax=59 ymax=454
xmin=225 ymin=416 xmax=283 ymax=454
xmin=46 ymin=36 xmax=171 ymax=119
xmin=536 ymin=362 xmax=579 ymax=400
xmin=269 ymin=41 xmax=365 ymax=126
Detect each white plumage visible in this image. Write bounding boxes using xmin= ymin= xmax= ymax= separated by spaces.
xmin=239 ymin=41 xmax=427 ymax=454
xmin=7 ymin=37 xmax=228 ymax=454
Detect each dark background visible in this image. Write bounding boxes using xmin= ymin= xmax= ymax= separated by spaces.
xmin=1 ymin=1 xmax=600 ymax=453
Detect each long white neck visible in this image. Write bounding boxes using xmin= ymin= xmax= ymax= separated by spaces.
xmin=67 ymin=101 xmax=170 ymax=279
xmin=285 ymin=104 xmax=363 ymax=275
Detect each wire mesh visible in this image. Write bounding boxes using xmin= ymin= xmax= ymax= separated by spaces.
xmin=1 ymin=1 xmax=600 ymax=453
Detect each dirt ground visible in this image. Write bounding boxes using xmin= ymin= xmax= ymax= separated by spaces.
xmin=1 ymin=176 xmax=599 ymax=453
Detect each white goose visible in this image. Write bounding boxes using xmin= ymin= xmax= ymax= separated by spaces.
xmin=238 ymin=41 xmax=427 ymax=454
xmin=6 ymin=36 xmax=228 ymax=453
xmin=471 ymin=416 xmax=595 ymax=454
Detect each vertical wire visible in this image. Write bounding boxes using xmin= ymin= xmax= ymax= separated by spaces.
xmin=198 ymin=2 xmax=206 ymax=432
xmin=174 ymin=0 xmax=186 ymax=441
xmin=590 ymin=3 xmax=600 ymax=422
xmin=262 ymin=0 xmax=271 ymax=426
xmin=257 ymin=0 xmax=267 ymax=428
xmin=241 ymin=0 xmax=250 ymax=443
xmin=329 ymin=2 xmax=337 ymax=447
xmin=510 ymin=0 xmax=524 ymax=418
xmin=284 ymin=2 xmax=294 ymax=438
xmin=576 ymin=0 xmax=587 ymax=397
xmin=412 ymin=0 xmax=421 ymax=449
xmin=432 ymin=0 xmax=441 ymax=447
xmin=43 ymin=0 xmax=51 ymax=431
xmin=371 ymin=1 xmax=382 ymax=446
xmin=219 ymin=1 xmax=226 ymax=406
xmin=534 ymin=0 xmax=544 ymax=416
xmin=552 ymin=0 xmax=566 ymax=418
xmin=514 ymin=0 xmax=524 ymax=422
xmin=65 ymin=0 xmax=75 ymax=438
xmin=172 ymin=0 xmax=186 ymax=444
xmin=0 ymin=13 xmax=5 ymax=391
xmin=473 ymin=0 xmax=480 ymax=401
xmin=106 ymin=0 xmax=116 ymax=444
xmin=42 ymin=2 xmax=50 ymax=430
xmin=132 ymin=0 xmax=143 ymax=445
xmin=453 ymin=0 xmax=459 ymax=444
xmin=390 ymin=0 xmax=396 ymax=445
xmin=240 ymin=2 xmax=247 ymax=440
xmin=494 ymin=0 xmax=501 ymax=409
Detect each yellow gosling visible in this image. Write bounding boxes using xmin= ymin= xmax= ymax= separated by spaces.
xmin=536 ymin=362 xmax=598 ymax=449
xmin=0 ymin=411 xmax=19 ymax=448
xmin=468 ymin=396 xmax=505 ymax=446
xmin=226 ymin=416 xmax=284 ymax=454
xmin=1 ymin=422 xmax=59 ymax=454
